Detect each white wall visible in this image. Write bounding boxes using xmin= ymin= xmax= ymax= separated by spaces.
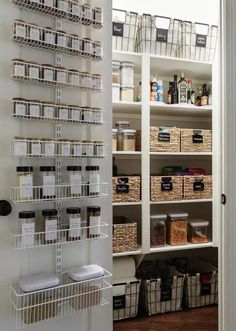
xmin=113 ymin=0 xmax=219 ymax=25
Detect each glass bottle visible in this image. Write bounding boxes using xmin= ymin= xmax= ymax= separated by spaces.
xmin=178 ymin=72 xmax=188 ymax=104
xmin=167 ymin=82 xmax=172 ymax=104
xmin=171 ymin=74 xmax=178 ymax=104
xmin=187 ymin=80 xmax=195 ymax=104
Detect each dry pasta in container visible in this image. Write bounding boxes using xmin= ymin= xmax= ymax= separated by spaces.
xmin=166 ymin=212 xmax=188 ymax=246
xmin=150 ymin=176 xmax=182 ymax=202
xmin=177 ymin=22 xmax=218 ymax=62
xmin=183 ymin=175 xmax=212 ymax=200
xmin=112 ymin=9 xmax=139 ymax=52
xmin=181 ymin=129 xmax=212 ymax=152
xmin=135 ymin=15 xmax=182 ymax=57
xmin=150 ymin=127 xmax=181 ymax=152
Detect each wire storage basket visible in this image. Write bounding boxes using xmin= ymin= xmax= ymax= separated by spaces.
xmin=177 ymin=21 xmax=218 ymax=62
xmin=112 ymin=9 xmax=139 ymax=52
xmin=135 ymin=15 xmax=182 ymax=57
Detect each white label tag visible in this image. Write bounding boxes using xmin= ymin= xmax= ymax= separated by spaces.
xmin=30 ymin=28 xmax=40 ymax=41
xmin=57 ymin=72 xmax=67 ymax=83
xmin=84 ymin=42 xmax=93 ymax=54
xmin=89 ymin=174 xmax=100 ymax=193
xmin=45 ymin=32 xmax=55 ymax=45
xmin=43 ymin=175 xmax=55 ymax=196
xmin=71 ymin=109 xmax=81 ymax=120
xmin=29 ymin=67 xmax=39 ymax=80
xmin=90 ymin=216 xmax=101 ymax=235
xmin=61 ymin=143 xmax=70 ymax=156
xmin=16 ymin=25 xmax=26 ymax=38
xmin=44 ymin=142 xmax=55 ymax=156
xmin=44 ymin=69 xmax=54 ymax=81
xmin=95 ymin=145 xmax=105 ymax=156
xmin=30 ymin=105 xmax=40 ymax=117
xmin=15 ymin=64 xmax=25 ymax=77
xmin=69 ymin=217 xmax=81 ymax=238
xmin=21 ymin=223 xmax=35 ymax=247
xmin=19 ymin=175 xmax=33 ymax=199
xmin=15 ymin=103 xmax=26 ymax=116
xmin=59 ymin=108 xmax=68 ymax=119
xmin=31 ymin=142 xmax=41 ymax=155
xmin=44 ymin=106 xmax=54 ymax=118
xmin=14 ymin=141 xmax=27 ymax=156
xmin=45 ymin=219 xmax=57 ymax=241
xmin=70 ymin=174 xmax=81 ymax=194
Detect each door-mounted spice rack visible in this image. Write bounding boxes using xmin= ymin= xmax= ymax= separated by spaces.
xmin=11 ymin=269 xmax=112 ymax=329
xmin=11 ymin=0 xmax=104 ymax=28
xmin=12 ymin=21 xmax=103 ymax=61
xmin=11 ymin=60 xmax=103 ymax=92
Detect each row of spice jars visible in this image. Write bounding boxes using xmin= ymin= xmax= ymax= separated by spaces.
xmin=13 ymin=98 xmax=103 ymax=123
xmin=12 ymin=59 xmax=103 ymax=90
xmin=150 ymin=212 xmax=209 ymax=247
xmin=18 ymin=205 xmax=102 ymax=247
xmin=14 ymin=137 xmax=105 ymax=157
xmin=25 ymin=1 xmax=103 ymax=27
xmin=112 ymin=121 xmax=137 ymax=151
xmin=16 ymin=165 xmax=101 ymax=201
xmin=13 ymin=20 xmax=103 ymax=59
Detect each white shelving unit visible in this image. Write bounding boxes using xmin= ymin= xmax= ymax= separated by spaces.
xmin=112 ymin=50 xmax=221 ymax=256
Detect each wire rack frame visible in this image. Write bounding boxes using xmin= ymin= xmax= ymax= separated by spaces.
xmin=12 ymin=139 xmax=106 ymax=159
xmin=11 ymin=269 xmax=112 ymax=329
xmin=10 ymin=182 xmax=109 ymax=203
xmin=12 ymin=21 xmax=103 ymax=61
xmin=11 ymin=61 xmax=103 ymax=92
xmin=11 ymin=0 xmax=104 ymax=29
xmin=11 ymin=222 xmax=109 ymax=250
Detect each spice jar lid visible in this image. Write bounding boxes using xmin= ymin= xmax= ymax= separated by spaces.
xmin=40 ymin=166 xmax=56 ymax=172
xmin=67 ymin=166 xmax=82 ymax=171
xmin=188 ymin=219 xmax=209 ymax=227
xmin=115 ymin=121 xmax=130 ymax=127
xmin=67 ymin=207 xmax=81 ymax=214
xmin=42 ymin=209 xmax=58 ymax=217
xmin=121 ymin=61 xmax=135 ymax=68
xmin=85 ymin=166 xmax=99 ymax=171
xmin=121 ymin=129 xmax=136 ymax=134
xmin=87 ymin=206 xmax=101 ymax=212
xmin=16 ymin=166 xmax=33 ymax=172
xmin=112 ymin=129 xmax=118 ymax=133
xmin=19 ymin=211 xmax=35 ymax=219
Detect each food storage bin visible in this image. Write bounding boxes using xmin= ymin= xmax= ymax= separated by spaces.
xmin=113 ymin=176 xmax=140 ymax=203
xmin=150 ymin=176 xmax=182 ymax=202
xmin=112 ymin=129 xmax=118 ymax=151
xmin=188 ymin=219 xmax=209 ymax=244
xmin=112 ymin=60 xmax=121 ymax=84
xmin=120 ymin=85 xmax=134 ymax=102
xmin=150 ymin=126 xmax=181 ymax=152
xmin=183 ymin=175 xmax=212 ymax=200
xmin=115 ymin=121 xmax=130 ymax=151
xmin=181 ymin=129 xmax=212 ymax=152
xmin=113 ymin=216 xmax=138 ymax=253
xmin=112 ymin=83 xmax=120 ymax=102
xmin=166 ymin=212 xmax=188 ymax=246
xmin=121 ymin=129 xmax=136 ymax=151
xmin=120 ymin=62 xmax=134 ymax=86
xmin=150 ymin=214 xmax=167 ymax=247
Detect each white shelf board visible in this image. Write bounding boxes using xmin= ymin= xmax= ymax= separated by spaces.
xmin=150 ymin=152 xmax=212 ymax=159
xmin=150 ymin=242 xmax=214 ymax=253
xmin=150 ymin=102 xmax=212 ymax=118
xmin=150 ymin=199 xmax=213 ymax=205
xmin=113 ymin=51 xmax=141 ymax=70
xmin=113 ymin=151 xmax=141 ymax=159
xmin=150 ymin=54 xmax=212 ymax=81
xmin=113 ymin=248 xmax=143 ymax=257
xmin=113 ymin=201 xmax=142 ymax=207
xmin=113 ymin=101 xmax=142 ymax=115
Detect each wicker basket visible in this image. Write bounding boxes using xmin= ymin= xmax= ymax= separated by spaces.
xmin=150 ymin=176 xmax=182 ymax=202
xmin=113 ymin=176 xmax=141 ymax=203
xmin=181 ymin=129 xmax=212 ymax=152
xmin=113 ymin=217 xmax=138 ymax=253
xmin=183 ymin=176 xmax=212 ymax=200
xmin=150 ymin=127 xmax=181 ymax=152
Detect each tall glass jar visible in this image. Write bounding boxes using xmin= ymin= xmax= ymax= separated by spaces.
xmin=150 ymin=214 xmax=167 ymax=247
xmin=16 ymin=166 xmax=33 ymax=201
xmin=42 ymin=209 xmax=58 ymax=244
xmin=40 ymin=166 xmax=56 ymax=199
xmin=67 ymin=207 xmax=81 ymax=241
xmin=115 ymin=121 xmax=130 ymax=151
xmin=87 ymin=206 xmax=101 ymax=238
xmin=67 ymin=166 xmax=82 ymax=197
xmin=19 ymin=211 xmax=35 ymax=248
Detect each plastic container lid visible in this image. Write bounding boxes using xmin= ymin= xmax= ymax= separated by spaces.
xmin=122 ymin=129 xmax=136 ymax=135
xmin=42 ymin=209 xmax=58 ymax=217
xmin=168 ymin=212 xmax=188 ymax=220
xmin=120 ymin=85 xmax=134 ymax=89
xmin=67 ymin=166 xmax=82 ymax=171
xmin=16 ymin=166 xmax=33 ymax=173
xmin=19 ymin=211 xmax=35 ymax=219
xmin=40 ymin=166 xmax=56 ymax=172
xmin=112 ymin=83 xmax=120 ymax=87
xmin=67 ymin=207 xmax=81 ymax=214
xmin=188 ymin=219 xmax=209 ymax=227
xmin=19 ymin=274 xmax=60 ymax=293
xmin=150 ymin=213 xmax=167 ymax=221
xmin=115 ymin=121 xmax=130 ymax=127
xmin=67 ymin=264 xmax=104 ymax=282
xmin=121 ymin=62 xmax=135 ymax=68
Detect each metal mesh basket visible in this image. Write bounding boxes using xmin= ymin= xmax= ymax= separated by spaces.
xmin=113 ymin=281 xmax=141 ymax=321
xmin=177 ymin=22 xmax=218 ymax=62
xmin=112 ymin=9 xmax=139 ymax=52
xmin=135 ymin=15 xmax=182 ymax=57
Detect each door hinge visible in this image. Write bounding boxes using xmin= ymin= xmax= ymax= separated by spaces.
xmin=221 ymin=194 xmax=226 ymax=205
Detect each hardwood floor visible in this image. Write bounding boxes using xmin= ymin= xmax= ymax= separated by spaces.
xmin=113 ymin=306 xmax=218 ymax=331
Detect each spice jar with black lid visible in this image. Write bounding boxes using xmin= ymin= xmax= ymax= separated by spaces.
xmin=57 ymin=30 xmax=67 ymax=49
xmin=93 ymin=7 xmax=103 ymax=28
xmin=82 ymin=3 xmax=93 ymax=24
xmin=19 ymin=211 xmax=35 ymax=248
xmin=16 ymin=166 xmax=33 ymax=201
xmin=14 ymin=19 xmax=27 ymax=39
xmin=86 ymin=166 xmax=100 ymax=196
xmin=13 ymin=98 xmax=27 ymax=117
xmin=67 ymin=207 xmax=81 ymax=241
xmin=67 ymin=166 xmax=82 ymax=197
xmin=40 ymin=166 xmax=56 ymax=199
xmin=43 ymin=27 xmax=56 ymax=45
xmin=87 ymin=206 xmax=101 ymax=238
xmin=42 ymin=209 xmax=58 ymax=244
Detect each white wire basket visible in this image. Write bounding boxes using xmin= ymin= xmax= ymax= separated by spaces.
xmin=12 ymin=99 xmax=104 ymax=126
xmin=135 ymin=15 xmax=182 ymax=57
xmin=177 ymin=21 xmax=218 ymax=62
xmin=11 ymin=60 xmax=103 ymax=92
xmin=12 ymin=138 xmax=106 ymax=159
xmin=11 ymin=222 xmax=109 ymax=250
xmin=11 ymin=270 xmax=112 ymax=329
xmin=12 ymin=21 xmax=103 ymax=61
xmin=10 ymin=182 xmax=108 ymax=203
xmin=11 ymin=0 xmax=104 ymax=29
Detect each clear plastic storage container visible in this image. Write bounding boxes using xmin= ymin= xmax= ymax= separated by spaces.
xmin=112 ymin=129 xmax=118 ymax=151
xmin=120 ymin=85 xmax=134 ymax=102
xmin=115 ymin=121 xmax=130 ymax=151
xmin=121 ymin=129 xmax=136 ymax=151
xmin=112 ymin=61 xmax=121 ymax=84
xmin=150 ymin=213 xmax=167 ymax=247
xmin=167 ymin=212 xmax=188 ymax=246
xmin=120 ymin=62 xmax=134 ymax=86
xmin=188 ymin=219 xmax=209 ymax=244
xmin=112 ymin=83 xmax=120 ymax=102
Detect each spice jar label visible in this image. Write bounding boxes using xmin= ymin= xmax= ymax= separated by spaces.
xmin=15 ymin=103 xmax=26 ymax=116
xmin=192 ymin=134 xmax=203 ymax=144
xmin=113 ymin=295 xmax=126 ymax=310
xmin=21 ymin=223 xmax=35 ymax=247
xmin=16 ymin=25 xmax=26 ymax=38
xmin=69 ymin=218 xmax=81 ymax=238
xmin=19 ymin=176 xmax=33 ymax=199
xmin=113 ymin=22 xmax=124 ymax=37
xmin=89 ymin=216 xmax=101 ymax=236
xmin=30 ymin=105 xmax=40 ymax=117
xmin=45 ymin=142 xmax=55 ymax=156
xmin=58 ymin=36 xmax=67 ymax=47
xmin=196 ymin=34 xmax=207 ymax=48
xmin=29 ymin=67 xmax=39 ymax=79
xmin=45 ymin=219 xmax=57 ymax=241
xmin=59 ymin=108 xmax=68 ymax=119
xmin=158 ymin=132 xmax=170 ymax=142
xmin=44 ymin=69 xmax=54 ymax=81
xmin=61 ymin=143 xmax=70 ymax=156
xmin=43 ymin=175 xmax=55 ymax=196
xmin=44 ymin=106 xmax=54 ymax=118
xmin=30 ymin=28 xmax=40 ymax=41
xmin=89 ymin=174 xmax=100 ymax=194
xmin=72 ymin=39 xmax=81 ymax=51
xmin=161 ymin=182 xmax=173 ymax=191
xmin=73 ymin=144 xmax=82 ymax=156
xmin=193 ymin=182 xmax=205 ymax=191
xmin=31 ymin=142 xmax=41 ymax=155
xmin=72 ymin=4 xmax=80 ymax=16
xmin=45 ymin=33 xmax=55 ymax=45
xmin=71 ymin=109 xmax=80 ymax=121
xmin=70 ymin=174 xmax=81 ymax=195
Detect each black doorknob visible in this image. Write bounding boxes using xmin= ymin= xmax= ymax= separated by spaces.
xmin=0 ymin=200 xmax=12 ymax=216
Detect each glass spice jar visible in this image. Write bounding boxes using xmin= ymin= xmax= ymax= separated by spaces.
xmin=68 ymin=69 xmax=80 ymax=86
xmin=81 ymin=72 xmax=92 ymax=89
xmin=56 ymin=66 xmax=67 ymax=84
xmin=94 ymin=41 xmax=103 ymax=59
xmin=42 ymin=209 xmax=58 ymax=244
xmin=56 ymin=30 xmax=67 ymax=49
xmin=93 ymin=74 xmax=102 ymax=90
xmin=94 ymin=141 xmax=105 ymax=157
xmin=87 ymin=206 xmax=101 ymax=238
xmin=29 ymin=137 xmax=42 ymax=156
xmin=28 ymin=23 xmax=41 ymax=41
xmin=69 ymin=105 xmax=81 ymax=121
xmin=58 ymin=139 xmax=71 ymax=156
xmin=16 ymin=166 xmax=33 ymax=201
xmin=13 ymin=59 xmax=26 ymax=77
xmin=71 ymin=140 xmax=83 ymax=157
xmin=70 ymin=0 xmax=81 ymax=18
xmin=67 ymin=166 xmax=82 ymax=197
xmin=92 ymin=107 xmax=103 ymax=124
xmin=44 ymin=27 xmax=56 ymax=45
xmin=86 ymin=166 xmax=100 ymax=196
xmin=83 ymin=37 xmax=94 ymax=56
xmin=19 ymin=211 xmax=36 ymax=248
xmin=82 ymin=140 xmax=94 ymax=156
xmin=57 ymin=104 xmax=69 ymax=120
xmin=69 ymin=34 xmax=82 ymax=52
xmin=93 ymin=7 xmax=103 ymax=28
xmin=82 ymin=106 xmax=93 ymax=123
xmin=28 ymin=62 xmax=40 ymax=80
xmin=44 ymin=0 xmax=55 ymax=8
xmin=29 ymin=100 xmax=41 ymax=118
xmin=40 ymin=166 xmax=56 ymax=199
xmin=13 ymin=98 xmax=27 ymax=117
xmin=67 ymin=207 xmax=81 ymax=241
xmin=14 ymin=137 xmax=28 ymax=156
xmin=42 ymin=101 xmax=55 ymax=119
xmin=82 ymin=3 xmax=93 ymax=24
xmin=42 ymin=138 xmax=55 ymax=157
xmin=14 ymin=20 xmax=27 ymax=39
xmin=41 ymin=64 xmax=55 ymax=82
xmin=57 ymin=0 xmax=68 ymax=12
